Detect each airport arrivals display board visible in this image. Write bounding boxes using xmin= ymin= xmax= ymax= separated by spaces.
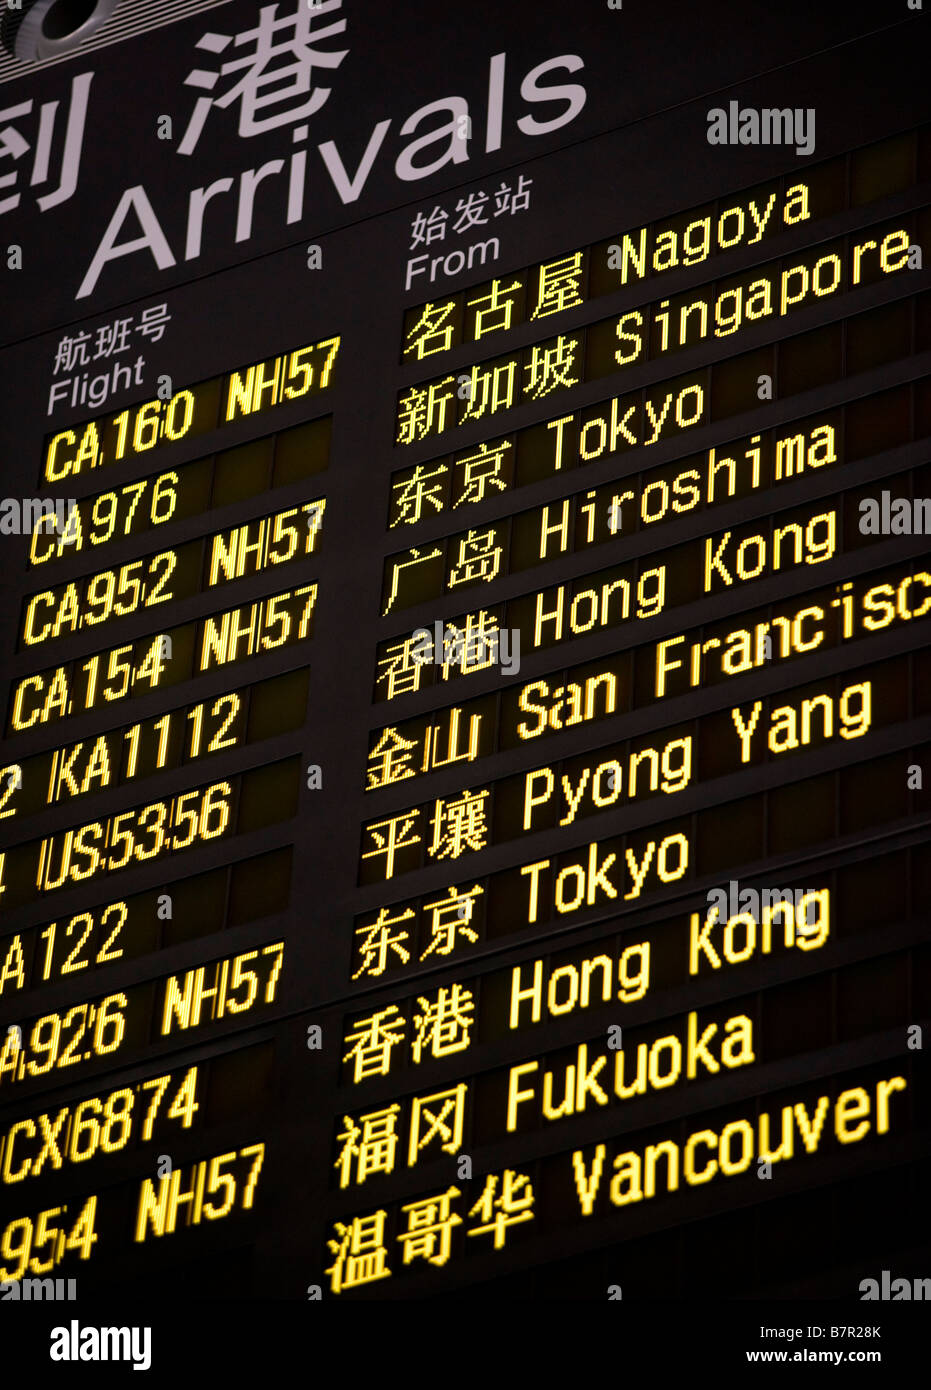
xmin=0 ymin=0 xmax=928 ymax=1330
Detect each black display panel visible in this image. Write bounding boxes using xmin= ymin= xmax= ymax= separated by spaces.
xmin=0 ymin=0 xmax=929 ymax=1363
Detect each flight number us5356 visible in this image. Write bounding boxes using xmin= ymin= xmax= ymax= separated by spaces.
xmin=0 ymin=780 xmax=233 ymax=910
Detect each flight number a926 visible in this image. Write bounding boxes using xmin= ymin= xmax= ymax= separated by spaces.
xmin=0 ymin=992 xmax=127 ymax=1089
